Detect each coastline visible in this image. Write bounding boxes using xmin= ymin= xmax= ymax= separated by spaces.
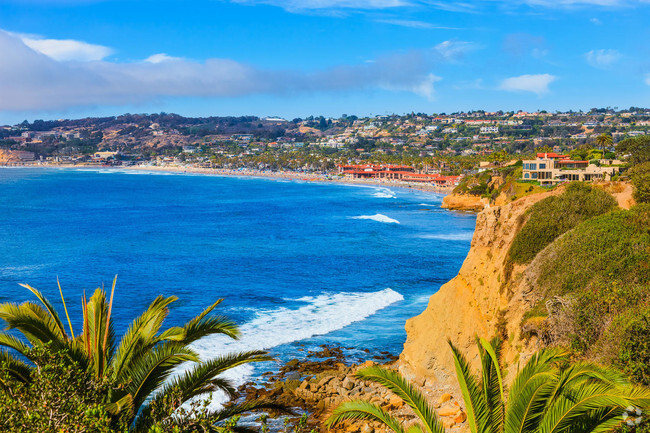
xmin=0 ymin=163 xmax=455 ymax=196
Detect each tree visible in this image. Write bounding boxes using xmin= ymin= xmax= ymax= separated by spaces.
xmin=0 ymin=279 xmax=277 ymax=432
xmin=617 ymin=136 xmax=650 ymax=166
xmin=628 ymin=162 xmax=650 ymax=203
xmin=327 ymin=338 xmax=650 ymax=433
xmin=595 ymin=133 xmax=613 ymax=158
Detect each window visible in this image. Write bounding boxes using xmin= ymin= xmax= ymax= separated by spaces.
xmin=530 ymin=164 xmax=537 ymax=170
xmin=532 ymin=172 xmax=538 ymax=179
xmin=523 ymin=163 xmax=528 ymax=170
xmin=524 ymin=173 xmax=530 ymax=179
xmin=539 ymin=163 xmax=546 ymax=169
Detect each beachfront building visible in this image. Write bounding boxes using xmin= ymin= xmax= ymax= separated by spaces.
xmin=338 ymin=164 xmax=460 ymax=186
xmin=521 ymin=153 xmax=622 ymax=186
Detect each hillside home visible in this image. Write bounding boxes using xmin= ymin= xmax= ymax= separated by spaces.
xmin=521 ymin=153 xmax=621 ymax=185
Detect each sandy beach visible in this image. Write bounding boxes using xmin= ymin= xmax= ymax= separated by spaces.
xmin=117 ymin=164 xmax=456 ymax=194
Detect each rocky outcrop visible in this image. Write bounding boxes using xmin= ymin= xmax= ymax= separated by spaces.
xmin=242 ymin=359 xmax=469 ymax=433
xmin=441 ymin=194 xmax=488 ymax=212
xmin=400 ymin=189 xmax=562 ymax=386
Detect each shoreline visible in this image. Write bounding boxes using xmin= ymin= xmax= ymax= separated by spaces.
xmin=0 ymin=163 xmax=455 ymax=196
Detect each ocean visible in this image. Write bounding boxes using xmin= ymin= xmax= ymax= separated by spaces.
xmin=0 ymin=167 xmax=475 ymax=402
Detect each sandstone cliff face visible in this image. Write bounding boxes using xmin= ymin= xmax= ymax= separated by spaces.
xmin=441 ymin=194 xmax=488 ymax=212
xmin=399 ymin=190 xmax=559 ymax=386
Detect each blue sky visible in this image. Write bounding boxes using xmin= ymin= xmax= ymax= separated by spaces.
xmin=0 ymin=0 xmax=649 ymax=123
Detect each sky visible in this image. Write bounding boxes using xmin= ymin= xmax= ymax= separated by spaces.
xmin=1 ymin=0 xmax=650 ymax=123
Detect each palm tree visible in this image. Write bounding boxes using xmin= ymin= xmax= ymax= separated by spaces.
xmin=0 ymin=278 xmax=277 ymax=432
xmin=595 ymin=134 xmax=613 ymax=159
xmin=327 ymin=338 xmax=650 ymax=433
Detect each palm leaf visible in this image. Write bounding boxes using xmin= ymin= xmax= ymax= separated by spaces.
xmin=355 ymin=366 xmax=445 ymax=433
xmin=449 ymin=340 xmax=488 ymax=433
xmin=326 ymin=400 xmax=406 ymax=433
xmin=19 ymin=283 xmax=68 ymax=340
xmin=0 ymin=349 xmax=31 ymax=384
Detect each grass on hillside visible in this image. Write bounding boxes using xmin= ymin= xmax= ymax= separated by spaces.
xmin=508 ymin=182 xmax=618 ymax=265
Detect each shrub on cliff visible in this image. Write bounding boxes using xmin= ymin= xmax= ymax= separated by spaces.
xmin=508 ymin=182 xmax=617 ymax=265
xmin=0 ymin=280 xmax=278 ymax=432
xmin=327 ymin=338 xmax=650 ymax=433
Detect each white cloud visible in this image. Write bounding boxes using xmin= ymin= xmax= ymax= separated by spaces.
xmin=434 ymin=40 xmax=476 ymax=61
xmin=144 ymin=53 xmax=183 ymax=64
xmin=374 ymin=18 xmax=459 ymax=29
xmin=228 ymin=0 xmax=650 ymax=13
xmin=231 ymin=0 xmax=408 ymax=11
xmin=0 ymin=30 xmax=449 ymax=111
xmin=584 ymin=49 xmax=622 ymax=68
xmin=499 ymin=73 xmax=556 ymax=95
xmin=645 ymin=73 xmax=650 ymax=85
xmin=16 ymin=33 xmax=113 ymax=62
xmin=590 ymin=17 xmax=602 ymax=24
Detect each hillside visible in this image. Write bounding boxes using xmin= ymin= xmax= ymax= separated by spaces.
xmin=399 ymin=182 xmax=650 ymax=390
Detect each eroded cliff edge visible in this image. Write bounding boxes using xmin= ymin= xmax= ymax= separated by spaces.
xmin=399 ymin=190 xmax=558 ymax=385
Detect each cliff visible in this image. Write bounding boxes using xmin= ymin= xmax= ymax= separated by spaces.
xmin=399 ymin=189 xmax=560 ymax=385
xmin=440 ymin=194 xmax=488 ymax=212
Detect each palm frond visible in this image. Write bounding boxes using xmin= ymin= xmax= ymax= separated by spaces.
xmin=163 ymin=350 xmax=272 ymax=402
xmin=355 ymin=366 xmax=445 ymax=433
xmin=478 ymin=337 xmax=505 ymax=433
xmin=110 ymin=295 xmax=178 ymax=380
xmin=0 ymin=302 xmax=68 ymax=347
xmin=0 ymin=333 xmax=32 ymax=357
xmin=124 ymin=341 xmax=198 ymax=413
xmin=19 ymin=283 xmax=68 ymax=340
xmin=0 ymin=349 xmax=31 ymax=384
xmin=449 ymin=340 xmax=488 ymax=433
xmin=326 ymin=400 xmax=406 ymax=433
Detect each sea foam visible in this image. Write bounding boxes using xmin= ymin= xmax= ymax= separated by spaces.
xmin=187 ymin=288 xmax=404 ymax=409
xmin=351 ymin=214 xmax=400 ymax=224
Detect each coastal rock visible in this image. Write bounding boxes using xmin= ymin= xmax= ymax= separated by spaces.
xmin=437 ymin=393 xmax=453 ymax=405
xmin=438 ymin=404 xmax=460 ymax=417
xmin=441 ymin=194 xmax=488 ymax=212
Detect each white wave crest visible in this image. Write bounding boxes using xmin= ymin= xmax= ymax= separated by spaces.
xmin=372 ymin=187 xmax=396 ymax=199
xmin=419 ymin=232 xmax=474 ymax=241
xmin=351 ymin=214 xmax=400 ymax=224
xmin=188 ymin=288 xmax=404 ymax=409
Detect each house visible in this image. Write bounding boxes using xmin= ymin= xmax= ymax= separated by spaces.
xmin=521 ymin=153 xmax=620 ymax=185
xmin=480 ymin=126 xmax=499 ymax=134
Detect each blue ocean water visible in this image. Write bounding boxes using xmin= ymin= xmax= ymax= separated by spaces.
xmin=0 ymin=167 xmax=475 ymax=391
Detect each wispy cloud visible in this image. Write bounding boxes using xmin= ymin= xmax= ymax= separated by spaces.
xmin=434 ymin=40 xmax=477 ymax=61
xmin=0 ymin=30 xmax=454 ymax=111
xmin=374 ymin=18 xmax=459 ymax=29
xmin=645 ymin=73 xmax=650 ymax=85
xmin=10 ymin=32 xmax=113 ymax=62
xmin=144 ymin=53 xmax=183 ymax=64
xmin=584 ymin=49 xmax=622 ymax=68
xmin=230 ymin=0 xmax=408 ymax=12
xmin=228 ymin=0 xmax=650 ymax=13
xmin=498 ymin=73 xmax=556 ymax=95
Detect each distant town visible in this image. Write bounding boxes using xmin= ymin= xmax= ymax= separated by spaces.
xmin=1 ymin=107 xmax=646 ymax=186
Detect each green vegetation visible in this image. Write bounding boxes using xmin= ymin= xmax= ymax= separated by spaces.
xmin=508 ymin=183 xmax=618 ymax=265
xmin=327 ymin=338 xmax=650 ymax=433
xmin=629 ymin=161 xmax=650 ymax=203
xmin=0 ymin=280 xmax=278 ymax=432
xmin=520 ymin=204 xmax=650 ymax=385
